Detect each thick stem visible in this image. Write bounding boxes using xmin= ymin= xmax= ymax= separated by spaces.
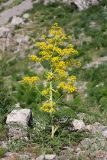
xmin=49 ymin=72 xmax=54 ymax=138
xmin=50 ymin=81 xmax=53 ymax=107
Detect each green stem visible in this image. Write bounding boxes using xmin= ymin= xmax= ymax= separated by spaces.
xmin=50 ymin=81 xmax=53 ymax=107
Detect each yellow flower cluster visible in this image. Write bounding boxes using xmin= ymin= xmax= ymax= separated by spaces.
xmin=22 ymin=76 xmax=39 ymax=84
xmin=69 ymin=76 xmax=76 ymax=82
xmin=46 ymin=72 xmax=54 ymax=81
xmin=40 ymin=101 xmax=56 ymax=113
xmin=54 ymin=61 xmax=66 ymax=70
xmin=55 ymin=69 xmax=67 ymax=78
xmin=58 ymin=82 xmax=76 ymax=93
xmin=49 ymin=23 xmax=67 ymax=41
xmin=41 ymin=88 xmax=50 ymax=96
xmin=23 ymin=23 xmax=80 ymax=115
xmin=29 ymin=55 xmax=40 ymax=62
xmin=51 ymin=56 xmax=61 ymax=63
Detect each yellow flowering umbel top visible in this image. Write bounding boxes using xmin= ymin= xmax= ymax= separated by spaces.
xmin=23 ymin=23 xmax=80 ymax=113
xmin=22 ymin=76 xmax=40 ymax=85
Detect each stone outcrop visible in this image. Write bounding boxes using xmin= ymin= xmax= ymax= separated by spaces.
xmin=39 ymin=0 xmax=100 ymax=10
xmin=72 ymin=119 xmax=86 ymax=131
xmin=72 ymin=0 xmax=99 ymax=10
xmin=11 ymin=16 xmax=24 ymax=26
xmin=6 ymin=108 xmax=32 ymax=140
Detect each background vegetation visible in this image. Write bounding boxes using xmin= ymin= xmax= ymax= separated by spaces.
xmin=0 ymin=0 xmax=107 ymax=155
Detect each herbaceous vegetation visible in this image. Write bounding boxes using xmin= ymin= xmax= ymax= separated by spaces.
xmin=22 ymin=23 xmax=80 ymax=138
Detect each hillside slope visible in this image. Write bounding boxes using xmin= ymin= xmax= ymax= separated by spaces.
xmin=0 ymin=0 xmax=107 ymax=159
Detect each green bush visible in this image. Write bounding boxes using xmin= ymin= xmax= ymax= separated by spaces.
xmin=0 ymin=77 xmax=14 ymax=124
xmin=0 ymin=148 xmax=6 ymax=158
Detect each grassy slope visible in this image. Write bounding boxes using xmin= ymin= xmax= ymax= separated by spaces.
xmin=0 ymin=0 xmax=107 ymax=147
xmin=17 ymin=1 xmax=107 ymax=122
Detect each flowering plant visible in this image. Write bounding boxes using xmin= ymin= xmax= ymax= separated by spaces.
xmin=22 ymin=23 xmax=80 ymax=138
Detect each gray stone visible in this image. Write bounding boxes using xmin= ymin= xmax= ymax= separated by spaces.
xmin=0 ymin=27 xmax=10 ymax=38
xmin=91 ymin=122 xmax=107 ymax=134
xmin=0 ymin=0 xmax=33 ymax=26
xmin=72 ymin=119 xmax=85 ymax=131
xmin=23 ymin=13 xmax=30 ymax=19
xmin=85 ymin=124 xmax=93 ymax=132
xmin=36 ymin=155 xmax=45 ymax=160
xmin=102 ymin=130 xmax=107 ymax=138
xmin=4 ymin=152 xmax=33 ymax=160
xmin=6 ymin=108 xmax=32 ymax=126
xmin=80 ymin=138 xmax=92 ymax=149
xmin=72 ymin=0 xmax=99 ymax=11
xmin=11 ymin=16 xmax=24 ymax=25
xmin=16 ymin=35 xmax=29 ymax=44
xmin=6 ymin=108 xmax=32 ymax=140
xmin=45 ymin=154 xmax=57 ymax=160
xmin=37 ymin=0 xmax=99 ymax=10
xmin=0 ymin=141 xmax=8 ymax=149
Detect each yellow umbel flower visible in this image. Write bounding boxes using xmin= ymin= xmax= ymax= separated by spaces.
xmin=41 ymin=88 xmax=50 ymax=96
xmin=46 ymin=72 xmax=54 ymax=81
xmin=22 ymin=76 xmax=40 ymax=84
xmin=54 ymin=61 xmax=66 ymax=70
xmin=29 ymin=55 xmax=40 ymax=62
xmin=40 ymin=101 xmax=56 ymax=113
xmin=58 ymin=82 xmax=76 ymax=93
xmin=51 ymin=56 xmax=60 ymax=63
xmin=55 ymin=69 xmax=67 ymax=78
xmin=69 ymin=76 xmax=76 ymax=82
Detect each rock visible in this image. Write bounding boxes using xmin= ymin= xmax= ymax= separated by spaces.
xmin=23 ymin=13 xmax=30 ymax=19
xmin=45 ymin=154 xmax=57 ymax=160
xmin=91 ymin=122 xmax=107 ymax=134
xmin=8 ymin=126 xmax=28 ymax=140
xmin=0 ymin=27 xmax=10 ymax=38
xmin=36 ymin=154 xmax=57 ymax=160
xmin=0 ymin=141 xmax=8 ymax=149
xmin=96 ymin=151 xmax=107 ymax=159
xmin=85 ymin=124 xmax=93 ymax=132
xmin=6 ymin=108 xmax=32 ymax=126
xmin=72 ymin=119 xmax=85 ymax=131
xmin=11 ymin=16 xmax=24 ymax=25
xmin=37 ymin=0 xmax=99 ymax=10
xmin=6 ymin=108 xmax=32 ymax=139
xmin=102 ymin=130 xmax=107 ymax=138
xmin=16 ymin=35 xmax=29 ymax=44
xmin=36 ymin=155 xmax=45 ymax=160
xmin=72 ymin=0 xmax=99 ymax=11
xmin=4 ymin=152 xmax=33 ymax=160
xmin=80 ymin=138 xmax=92 ymax=150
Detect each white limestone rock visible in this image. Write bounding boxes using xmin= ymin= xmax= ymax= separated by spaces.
xmin=36 ymin=155 xmax=45 ymax=160
xmin=0 ymin=27 xmax=10 ymax=38
xmin=39 ymin=0 xmax=99 ymax=10
xmin=72 ymin=119 xmax=85 ymax=131
xmin=45 ymin=154 xmax=57 ymax=160
xmin=102 ymin=130 xmax=107 ymax=138
xmin=11 ymin=16 xmax=24 ymax=25
xmin=16 ymin=35 xmax=29 ymax=44
xmin=65 ymin=0 xmax=99 ymax=10
xmin=6 ymin=108 xmax=32 ymax=126
xmin=23 ymin=13 xmax=30 ymax=19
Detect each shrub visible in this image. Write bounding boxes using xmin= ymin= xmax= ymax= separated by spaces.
xmin=0 ymin=147 xmax=6 ymax=158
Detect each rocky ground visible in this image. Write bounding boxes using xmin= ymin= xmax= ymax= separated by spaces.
xmin=1 ymin=107 xmax=107 ymax=159
xmin=0 ymin=0 xmax=107 ymax=160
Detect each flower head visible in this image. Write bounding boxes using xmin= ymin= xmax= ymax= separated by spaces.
xmin=40 ymin=101 xmax=56 ymax=113
xmin=29 ymin=55 xmax=40 ymax=62
xmin=22 ymin=76 xmax=40 ymax=85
